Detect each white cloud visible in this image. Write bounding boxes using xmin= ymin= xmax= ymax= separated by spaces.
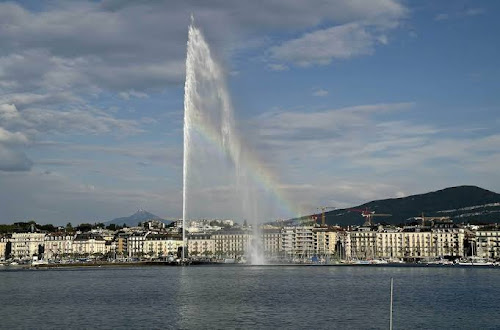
xmin=312 ymin=89 xmax=329 ymax=97
xmin=0 ymin=145 xmax=32 ymax=172
xmin=435 ymin=7 xmax=485 ymax=21
xmin=240 ymin=102 xmax=500 ymax=213
xmin=0 ymin=170 xmax=178 ymax=223
xmin=0 ymin=127 xmax=29 ymax=145
xmin=0 ymin=0 xmax=407 ymax=95
xmin=268 ymin=63 xmax=289 ymax=71
xmin=118 ymin=90 xmax=149 ymax=100
xmin=271 ymin=23 xmax=376 ymax=66
xmin=0 ymin=103 xmax=142 ymax=136
xmin=0 ymin=0 xmax=415 ymax=222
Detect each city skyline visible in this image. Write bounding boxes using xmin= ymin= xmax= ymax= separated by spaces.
xmin=1 ymin=1 xmax=499 ymax=224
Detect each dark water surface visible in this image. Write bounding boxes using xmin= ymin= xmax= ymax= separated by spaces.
xmin=1 ymin=266 xmax=499 ymax=329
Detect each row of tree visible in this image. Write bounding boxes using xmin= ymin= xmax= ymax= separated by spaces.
xmin=0 ymin=221 xmax=130 ymax=234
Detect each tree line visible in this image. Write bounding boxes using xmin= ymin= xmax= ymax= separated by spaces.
xmin=0 ymin=221 xmax=128 ymax=234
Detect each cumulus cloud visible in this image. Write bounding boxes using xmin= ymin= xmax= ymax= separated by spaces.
xmin=0 ymin=127 xmax=29 ymax=145
xmin=0 ymin=103 xmax=142 ymax=136
xmin=271 ymin=23 xmax=373 ymax=65
xmin=271 ymin=21 xmax=398 ymax=66
xmin=0 ymin=145 xmax=33 ymax=172
xmin=0 ymin=170 xmax=177 ymax=223
xmin=0 ymin=0 xmax=406 ymax=95
xmin=0 ymin=0 xmax=413 ymax=222
xmin=240 ymin=102 xmax=500 ymax=212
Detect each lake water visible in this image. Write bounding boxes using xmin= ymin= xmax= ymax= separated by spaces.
xmin=1 ymin=265 xmax=499 ymax=329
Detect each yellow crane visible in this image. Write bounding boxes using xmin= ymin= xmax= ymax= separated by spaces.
xmin=349 ymin=208 xmax=392 ymax=226
xmin=317 ymin=206 xmax=336 ymax=226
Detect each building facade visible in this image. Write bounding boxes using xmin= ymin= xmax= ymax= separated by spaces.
xmin=188 ymin=233 xmax=215 ymax=257
xmin=10 ymin=233 xmax=45 ymax=259
xmin=72 ymin=233 xmax=106 ymax=256
xmin=475 ymin=230 xmax=500 ymax=259
xmin=44 ymin=233 xmax=74 ymax=259
xmin=212 ymin=230 xmax=250 ymax=258
xmin=144 ymin=233 xmax=183 ymax=257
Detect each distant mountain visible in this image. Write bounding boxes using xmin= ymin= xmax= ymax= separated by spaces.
xmin=106 ymin=209 xmax=172 ymax=227
xmin=289 ymin=186 xmax=500 ymax=227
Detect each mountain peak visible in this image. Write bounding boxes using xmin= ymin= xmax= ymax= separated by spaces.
xmin=106 ymin=209 xmax=169 ymax=226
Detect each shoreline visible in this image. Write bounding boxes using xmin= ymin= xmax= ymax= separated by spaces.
xmin=1 ymin=261 xmax=498 ymax=270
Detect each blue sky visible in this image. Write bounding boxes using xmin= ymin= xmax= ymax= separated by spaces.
xmin=0 ymin=0 xmax=499 ymax=224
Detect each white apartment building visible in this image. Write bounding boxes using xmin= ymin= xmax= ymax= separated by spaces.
xmin=351 ymin=227 xmax=467 ymax=260
xmin=10 ymin=232 xmax=46 ymax=259
xmin=143 ymin=233 xmax=183 ymax=257
xmin=261 ymin=229 xmax=281 ymax=257
xmin=0 ymin=237 xmax=7 ymax=260
xmin=212 ymin=230 xmax=250 ymax=258
xmin=44 ymin=233 xmax=74 ymax=259
xmin=350 ymin=228 xmax=377 ymax=260
xmin=475 ymin=230 xmax=500 ymax=259
xmin=188 ymin=233 xmax=215 ymax=257
xmin=72 ymin=233 xmax=106 ymax=256
xmin=127 ymin=232 xmax=148 ymax=257
xmin=280 ymin=226 xmax=338 ymax=259
xmin=313 ymin=228 xmax=337 ymax=257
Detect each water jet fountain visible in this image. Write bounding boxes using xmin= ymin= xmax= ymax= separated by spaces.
xmin=183 ymin=18 xmax=266 ymax=264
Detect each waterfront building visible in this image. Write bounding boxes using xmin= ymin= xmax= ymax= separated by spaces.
xmin=72 ymin=233 xmax=106 ymax=257
xmin=345 ymin=225 xmax=469 ymax=261
xmin=44 ymin=233 xmax=74 ymax=260
xmin=295 ymin=226 xmax=315 ymax=257
xmin=187 ymin=233 xmax=215 ymax=257
xmin=475 ymin=230 xmax=500 ymax=259
xmin=349 ymin=228 xmax=377 ymax=260
xmin=336 ymin=231 xmax=351 ymax=260
xmin=261 ymin=228 xmax=281 ymax=257
xmin=431 ymin=227 xmax=466 ymax=258
xmin=0 ymin=237 xmax=7 ymax=260
xmin=115 ymin=232 xmax=130 ymax=257
xmin=127 ymin=232 xmax=148 ymax=257
xmin=280 ymin=226 xmax=318 ymax=259
xmin=143 ymin=233 xmax=183 ymax=258
xmin=313 ymin=228 xmax=337 ymax=257
xmin=10 ymin=232 xmax=46 ymax=259
xmin=281 ymin=226 xmax=295 ymax=259
xmin=212 ymin=229 xmax=250 ymax=258
xmin=397 ymin=227 xmax=466 ymax=260
xmin=105 ymin=240 xmax=114 ymax=256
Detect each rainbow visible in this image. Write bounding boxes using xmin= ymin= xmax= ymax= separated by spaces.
xmin=184 ymin=22 xmax=303 ymax=223
xmin=189 ymin=121 xmax=302 ymax=221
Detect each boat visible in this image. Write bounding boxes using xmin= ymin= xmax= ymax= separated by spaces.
xmin=457 ymin=257 xmax=494 ymax=266
xmin=32 ymin=260 xmax=49 ymax=266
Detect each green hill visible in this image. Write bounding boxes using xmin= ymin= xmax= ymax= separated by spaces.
xmin=295 ymin=186 xmax=500 ymax=227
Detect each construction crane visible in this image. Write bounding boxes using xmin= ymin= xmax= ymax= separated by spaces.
xmin=317 ymin=206 xmax=336 ymax=226
xmin=414 ymin=212 xmax=452 ymax=227
xmin=349 ymin=208 xmax=392 ymax=226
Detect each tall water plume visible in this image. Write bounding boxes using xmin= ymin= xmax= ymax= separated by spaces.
xmin=183 ymin=19 xmax=265 ymax=264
